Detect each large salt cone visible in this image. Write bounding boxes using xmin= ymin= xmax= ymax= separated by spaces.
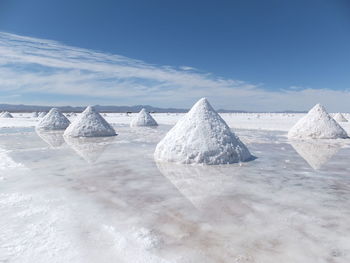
xmin=154 ymin=98 xmax=252 ymax=165
xmin=64 ymin=106 xmax=116 ymax=137
xmin=130 ymin=108 xmax=158 ymax=127
xmin=36 ymin=108 xmax=70 ymax=131
xmin=288 ymin=104 xmax=348 ymax=139
xmin=290 ymin=140 xmax=342 ymax=170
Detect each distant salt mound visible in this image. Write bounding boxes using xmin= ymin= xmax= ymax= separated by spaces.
xmin=333 ymin=113 xmax=348 ymax=123
xmin=288 ymin=104 xmax=348 ymax=139
xmin=154 ymin=98 xmax=252 ymax=165
xmin=36 ymin=108 xmax=70 ymax=131
xmin=1 ymin=111 xmax=13 ymax=118
xmin=130 ymin=108 xmax=158 ymax=127
xmin=64 ymin=106 xmax=116 ymax=137
xmin=38 ymin=112 xmax=47 ymax=118
xmin=32 ymin=112 xmax=39 ymax=118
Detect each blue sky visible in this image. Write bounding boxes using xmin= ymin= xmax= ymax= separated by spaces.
xmin=0 ymin=0 xmax=350 ymax=111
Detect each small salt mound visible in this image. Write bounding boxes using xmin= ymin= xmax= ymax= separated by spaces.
xmin=154 ymin=98 xmax=253 ymax=165
xmin=36 ymin=108 xmax=70 ymax=131
xmin=288 ymin=104 xmax=348 ymax=139
xmin=1 ymin=111 xmax=13 ymax=118
xmin=32 ymin=112 xmax=38 ymax=118
xmin=130 ymin=108 xmax=158 ymax=127
xmin=333 ymin=113 xmax=348 ymax=123
xmin=64 ymin=106 xmax=116 ymax=137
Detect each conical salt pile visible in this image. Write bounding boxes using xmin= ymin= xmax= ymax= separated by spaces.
xmin=1 ymin=111 xmax=13 ymax=118
xmin=154 ymin=98 xmax=252 ymax=164
xmin=288 ymin=104 xmax=348 ymax=139
xmin=333 ymin=113 xmax=348 ymax=123
xmin=32 ymin=112 xmax=38 ymax=118
xmin=36 ymin=108 xmax=70 ymax=131
xmin=64 ymin=106 xmax=116 ymax=137
xmin=130 ymin=108 xmax=158 ymax=127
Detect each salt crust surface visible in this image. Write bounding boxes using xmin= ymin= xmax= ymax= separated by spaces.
xmin=1 ymin=126 xmax=350 ymax=262
xmin=288 ymin=104 xmax=348 ymax=139
xmin=154 ymin=98 xmax=252 ymax=164
xmin=130 ymin=108 xmax=158 ymax=127
xmin=36 ymin=108 xmax=70 ymax=131
xmin=64 ymin=106 xmax=116 ymax=137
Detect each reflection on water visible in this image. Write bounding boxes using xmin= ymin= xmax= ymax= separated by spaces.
xmin=36 ymin=130 xmax=65 ymax=148
xmin=290 ymin=140 xmax=342 ymax=170
xmin=1 ymin=128 xmax=350 ymax=262
xmin=156 ymin=162 xmax=252 ymax=222
xmin=64 ymin=136 xmax=117 ymax=163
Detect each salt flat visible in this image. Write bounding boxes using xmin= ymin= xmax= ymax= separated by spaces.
xmin=1 ymin=113 xmax=350 ymax=262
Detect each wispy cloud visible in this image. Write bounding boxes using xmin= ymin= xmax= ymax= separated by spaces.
xmin=0 ymin=31 xmax=349 ymax=111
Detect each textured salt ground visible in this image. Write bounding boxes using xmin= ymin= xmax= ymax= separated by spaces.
xmin=1 ymin=126 xmax=350 ymax=263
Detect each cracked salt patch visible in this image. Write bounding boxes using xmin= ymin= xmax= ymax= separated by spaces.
xmin=1 ymin=123 xmax=350 ymax=262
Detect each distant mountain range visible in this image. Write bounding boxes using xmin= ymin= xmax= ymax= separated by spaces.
xmin=0 ymin=103 xmax=306 ymax=113
xmin=0 ymin=104 xmax=188 ymax=113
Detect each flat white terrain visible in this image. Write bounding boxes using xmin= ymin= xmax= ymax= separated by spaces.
xmin=1 ymin=113 xmax=350 ymax=263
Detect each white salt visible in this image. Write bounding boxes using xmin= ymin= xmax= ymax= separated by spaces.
xmin=154 ymin=98 xmax=252 ymax=165
xmin=64 ymin=106 xmax=116 ymax=137
xmin=130 ymin=108 xmax=158 ymax=127
xmin=36 ymin=108 xmax=70 ymax=131
xmin=288 ymin=104 xmax=348 ymax=139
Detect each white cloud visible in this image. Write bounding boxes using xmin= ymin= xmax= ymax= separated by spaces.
xmin=0 ymin=31 xmax=349 ymax=112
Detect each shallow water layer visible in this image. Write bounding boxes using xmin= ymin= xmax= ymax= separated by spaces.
xmin=0 ymin=125 xmax=350 ymax=263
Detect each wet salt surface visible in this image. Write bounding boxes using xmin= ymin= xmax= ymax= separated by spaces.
xmin=1 ymin=125 xmax=350 ymax=263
